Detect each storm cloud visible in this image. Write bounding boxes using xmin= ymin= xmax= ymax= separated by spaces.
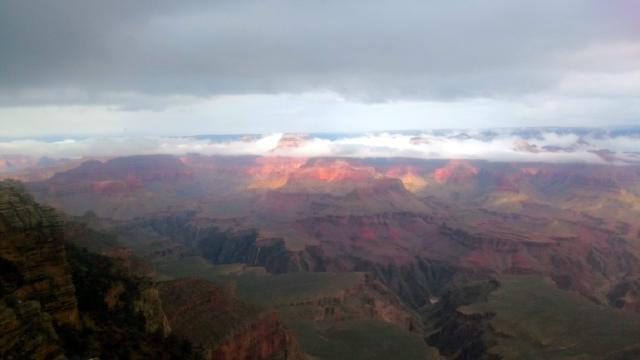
xmin=0 ymin=1 xmax=639 ymax=103
xmin=0 ymin=1 xmax=638 ymax=133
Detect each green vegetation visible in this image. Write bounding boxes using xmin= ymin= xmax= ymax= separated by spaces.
xmin=157 ymin=278 xmax=262 ymax=350
xmin=153 ymin=254 xmax=439 ymax=359
xmin=233 ymin=271 xmax=361 ymax=306
xmin=154 ymin=255 xmax=264 ymax=281
xmin=461 ymin=275 xmax=640 ymax=360
xmin=154 ymin=254 xmax=360 ymax=306
xmin=64 ymin=218 xmax=120 ymax=254
xmin=288 ymin=319 xmax=437 ymax=360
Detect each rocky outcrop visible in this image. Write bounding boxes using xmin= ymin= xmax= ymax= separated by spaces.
xmin=36 ymin=155 xmax=194 ymax=195
xmin=0 ymin=181 xmax=74 ymax=358
xmin=64 ymin=245 xmax=175 ymax=349
xmin=211 ymin=312 xmax=303 ymax=360
xmin=0 ymin=181 xmax=79 ymax=327
xmin=0 ymin=299 xmax=65 ymax=360
xmin=282 ymin=272 xmax=423 ymax=333
xmin=0 ymin=181 xmax=195 ymax=359
xmin=423 ymin=277 xmax=499 ymax=360
xmin=134 ymin=287 xmax=172 ymax=336
xmin=608 ymin=278 xmax=640 ymax=312
xmin=158 ymin=278 xmax=304 ymax=360
xmin=126 ymin=214 xmax=327 ymax=273
xmin=363 ymin=258 xmax=457 ymax=310
xmin=198 ymin=231 xmax=328 ymax=274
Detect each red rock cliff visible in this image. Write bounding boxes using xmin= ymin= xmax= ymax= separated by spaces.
xmin=159 ymin=278 xmax=305 ymax=360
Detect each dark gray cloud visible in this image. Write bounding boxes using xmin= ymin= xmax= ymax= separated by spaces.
xmin=1 ymin=0 xmax=638 ymax=107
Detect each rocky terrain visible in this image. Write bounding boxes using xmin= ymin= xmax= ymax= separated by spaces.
xmin=5 ymin=153 xmax=640 ymax=359
xmin=0 ymin=180 xmax=304 ymax=360
xmin=158 ymin=278 xmax=303 ymax=360
xmin=0 ymin=180 xmax=79 ymax=359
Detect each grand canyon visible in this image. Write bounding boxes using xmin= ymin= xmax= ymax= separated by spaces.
xmin=2 ymin=129 xmax=640 ymax=359
xmin=2 ymin=1 xmax=640 ymax=358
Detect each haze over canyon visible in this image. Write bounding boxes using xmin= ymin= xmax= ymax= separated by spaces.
xmin=2 ymin=1 xmax=640 ymax=359
xmin=2 ymin=128 xmax=640 ymax=358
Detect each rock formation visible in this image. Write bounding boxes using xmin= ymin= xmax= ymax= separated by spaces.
xmin=0 ymin=181 xmax=194 ymax=359
xmin=158 ymin=278 xmax=305 ymax=360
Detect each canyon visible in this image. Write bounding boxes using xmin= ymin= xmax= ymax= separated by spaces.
xmin=3 ymin=153 xmax=640 ymax=359
xmin=0 ymin=180 xmax=303 ymax=360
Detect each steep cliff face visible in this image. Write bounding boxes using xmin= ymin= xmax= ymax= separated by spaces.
xmin=0 ymin=181 xmax=195 ymax=359
xmin=0 ymin=181 xmax=79 ymax=327
xmin=65 ymin=244 xmax=172 ymax=339
xmin=422 ymin=277 xmax=500 ymax=360
xmin=210 ymin=312 xmax=303 ymax=360
xmin=0 ymin=181 xmax=79 ymax=359
xmin=268 ymin=272 xmax=423 ymax=334
xmin=36 ymin=155 xmax=194 ymax=195
xmin=158 ymin=278 xmax=305 ymax=360
xmin=27 ymin=155 xmax=197 ymax=219
xmin=0 ymin=299 xmax=65 ymax=360
xmin=607 ymin=277 xmax=640 ymax=312
xmin=60 ymin=245 xmax=190 ymax=359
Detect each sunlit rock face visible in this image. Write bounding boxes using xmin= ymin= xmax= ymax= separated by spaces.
xmin=432 ymin=160 xmax=480 ymax=184
xmin=16 ymin=155 xmax=640 ymax=301
xmin=246 ymin=157 xmax=307 ymax=190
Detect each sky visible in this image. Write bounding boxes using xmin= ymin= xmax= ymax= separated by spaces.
xmin=0 ymin=0 xmax=639 ymax=137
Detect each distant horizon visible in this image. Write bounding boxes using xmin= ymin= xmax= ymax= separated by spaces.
xmin=2 ymin=124 xmax=640 ymax=141
xmin=1 ymin=128 xmax=639 ymax=166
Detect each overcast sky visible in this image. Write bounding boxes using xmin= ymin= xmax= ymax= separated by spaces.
xmin=0 ymin=0 xmax=639 ymax=137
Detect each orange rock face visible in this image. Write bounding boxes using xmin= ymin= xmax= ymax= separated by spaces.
xmin=432 ymin=160 xmax=479 ymax=183
xmin=246 ymin=157 xmax=306 ymax=189
xmin=291 ymin=159 xmax=378 ymax=183
xmin=384 ymin=166 xmax=427 ymax=191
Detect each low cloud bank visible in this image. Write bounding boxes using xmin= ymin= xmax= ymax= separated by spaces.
xmin=0 ymin=129 xmax=639 ymax=166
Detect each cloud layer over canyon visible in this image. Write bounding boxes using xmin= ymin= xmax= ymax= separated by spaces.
xmin=1 ymin=129 xmax=639 ymax=166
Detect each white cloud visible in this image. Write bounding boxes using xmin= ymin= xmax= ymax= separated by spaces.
xmin=1 ymin=129 xmax=638 ymax=165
